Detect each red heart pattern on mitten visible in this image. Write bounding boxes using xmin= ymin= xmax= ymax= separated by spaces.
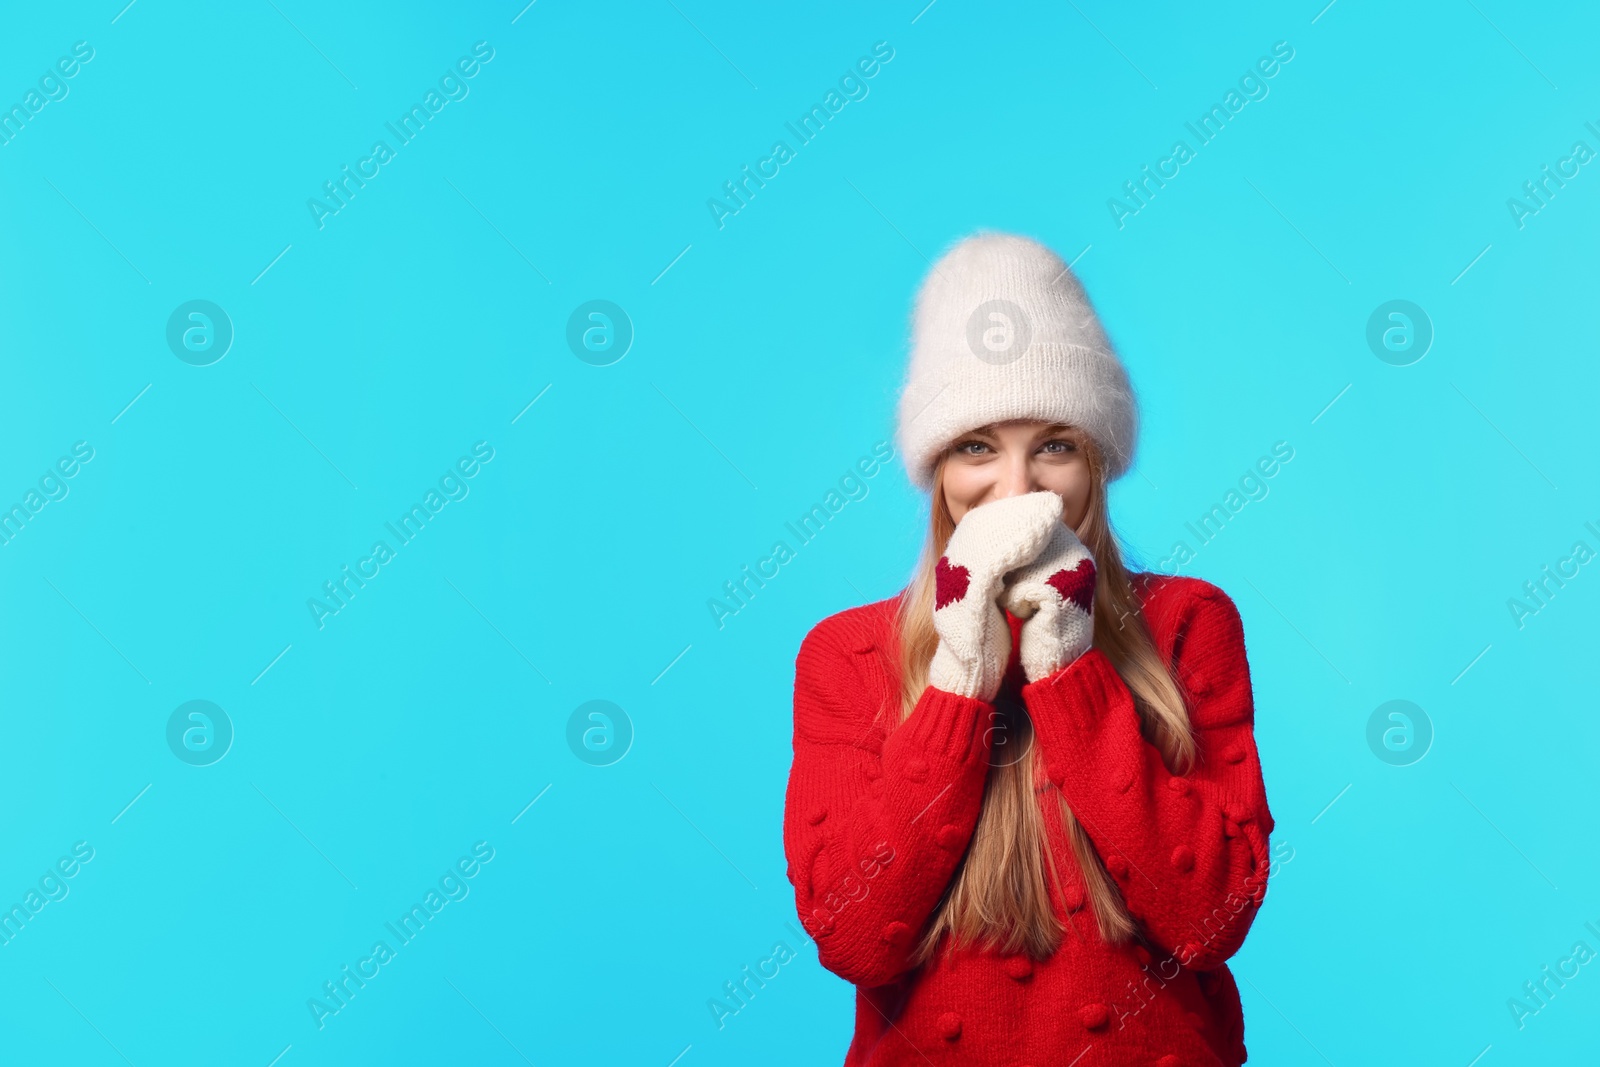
xmin=1045 ymin=558 xmax=1096 ymax=616
xmin=935 ymin=557 xmax=970 ymax=609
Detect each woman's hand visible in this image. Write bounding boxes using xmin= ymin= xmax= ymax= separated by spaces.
xmin=928 ymin=491 xmax=1064 ymax=701
xmin=1000 ymin=519 xmax=1097 ymax=683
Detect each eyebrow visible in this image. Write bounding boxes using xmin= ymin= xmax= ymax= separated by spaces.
xmin=962 ymin=423 xmax=1075 ymax=440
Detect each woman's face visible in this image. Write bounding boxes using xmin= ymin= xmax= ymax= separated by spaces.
xmin=941 ymin=420 xmax=1092 ymax=528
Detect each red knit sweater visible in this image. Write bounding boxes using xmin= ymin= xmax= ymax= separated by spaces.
xmin=783 ymin=572 xmax=1276 ymax=1067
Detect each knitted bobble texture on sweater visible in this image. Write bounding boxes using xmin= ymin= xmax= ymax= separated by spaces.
xmin=783 ymin=573 xmax=1276 ymax=1066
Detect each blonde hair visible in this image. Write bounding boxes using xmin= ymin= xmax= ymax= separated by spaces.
xmin=888 ymin=423 xmax=1197 ymax=962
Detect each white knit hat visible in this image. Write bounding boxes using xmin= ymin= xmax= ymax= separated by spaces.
xmin=895 ymin=231 xmax=1139 ymax=490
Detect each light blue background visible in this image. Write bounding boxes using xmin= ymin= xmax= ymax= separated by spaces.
xmin=1 ymin=0 xmax=1596 ymax=1063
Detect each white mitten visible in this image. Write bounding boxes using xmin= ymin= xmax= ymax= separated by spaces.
xmin=1000 ymin=520 xmax=1098 ymax=682
xmin=928 ymin=492 xmax=1064 ymax=701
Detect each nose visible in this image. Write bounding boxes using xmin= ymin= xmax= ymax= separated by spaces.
xmin=992 ymin=451 xmax=1038 ymax=500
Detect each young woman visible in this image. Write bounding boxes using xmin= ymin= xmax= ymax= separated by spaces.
xmin=783 ymin=233 xmax=1276 ymax=1066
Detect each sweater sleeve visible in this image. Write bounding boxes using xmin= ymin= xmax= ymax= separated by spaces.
xmin=783 ymin=615 xmax=994 ymax=988
xmin=1018 ymin=583 xmax=1275 ymax=973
